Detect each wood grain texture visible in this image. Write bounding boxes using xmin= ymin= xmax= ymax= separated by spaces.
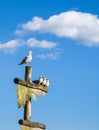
xmin=19 ymin=119 xmax=46 ymax=129
xmin=14 ymin=78 xmax=48 ymax=93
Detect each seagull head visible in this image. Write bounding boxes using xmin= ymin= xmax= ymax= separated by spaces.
xmin=46 ymin=78 xmax=51 ymax=82
xmin=40 ymin=75 xmax=43 ymax=78
xmin=28 ymin=51 xmax=32 ymax=55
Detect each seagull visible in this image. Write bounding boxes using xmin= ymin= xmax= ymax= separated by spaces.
xmin=39 ymin=75 xmax=44 ymax=85
xmin=32 ymin=80 xmax=39 ymax=84
xmin=43 ymin=77 xmax=47 ymax=86
xmin=32 ymin=76 xmax=44 ymax=85
xmin=19 ymin=51 xmax=32 ymax=65
xmin=46 ymin=79 xmax=51 ymax=87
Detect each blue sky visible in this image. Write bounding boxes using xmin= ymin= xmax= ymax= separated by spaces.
xmin=0 ymin=0 xmax=99 ymax=130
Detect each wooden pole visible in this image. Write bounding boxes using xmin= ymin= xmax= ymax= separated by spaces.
xmin=14 ymin=78 xmax=48 ymax=93
xmin=14 ymin=66 xmax=47 ymax=129
xmin=24 ymin=66 xmax=32 ymax=120
xmin=19 ymin=119 xmax=46 ymax=129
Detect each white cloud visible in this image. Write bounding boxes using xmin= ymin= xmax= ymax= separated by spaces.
xmin=0 ymin=39 xmax=24 ymax=53
xmin=37 ymin=53 xmax=57 ymax=60
xmin=0 ymin=37 xmax=56 ymax=53
xmin=26 ymin=38 xmax=56 ymax=49
xmin=37 ymin=49 xmax=62 ymax=60
xmin=16 ymin=11 xmax=99 ymax=46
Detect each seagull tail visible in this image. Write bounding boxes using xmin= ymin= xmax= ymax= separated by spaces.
xmin=19 ymin=62 xmax=22 ymax=65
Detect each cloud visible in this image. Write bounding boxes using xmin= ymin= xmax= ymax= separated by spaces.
xmin=26 ymin=38 xmax=56 ymax=49
xmin=36 ymin=49 xmax=62 ymax=60
xmin=0 ymin=37 xmax=56 ymax=53
xmin=37 ymin=53 xmax=58 ymax=60
xmin=16 ymin=11 xmax=99 ymax=46
xmin=0 ymin=39 xmax=24 ymax=53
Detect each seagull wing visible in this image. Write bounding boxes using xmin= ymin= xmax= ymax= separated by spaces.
xmin=32 ymin=80 xmax=39 ymax=84
xmin=19 ymin=56 xmax=28 ymax=65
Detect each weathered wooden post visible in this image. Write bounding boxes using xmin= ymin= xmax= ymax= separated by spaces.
xmin=24 ymin=66 xmax=32 ymax=121
xmin=14 ymin=66 xmax=48 ymax=130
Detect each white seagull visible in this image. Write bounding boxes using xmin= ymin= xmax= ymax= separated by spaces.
xmin=46 ymin=79 xmax=51 ymax=87
xmin=32 ymin=76 xmax=44 ymax=85
xmin=19 ymin=51 xmax=32 ymax=65
xmin=43 ymin=77 xmax=47 ymax=86
xmin=39 ymin=75 xmax=44 ymax=85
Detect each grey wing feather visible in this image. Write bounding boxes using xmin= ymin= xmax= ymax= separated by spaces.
xmin=32 ymin=80 xmax=39 ymax=84
xmin=19 ymin=56 xmax=28 ymax=65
